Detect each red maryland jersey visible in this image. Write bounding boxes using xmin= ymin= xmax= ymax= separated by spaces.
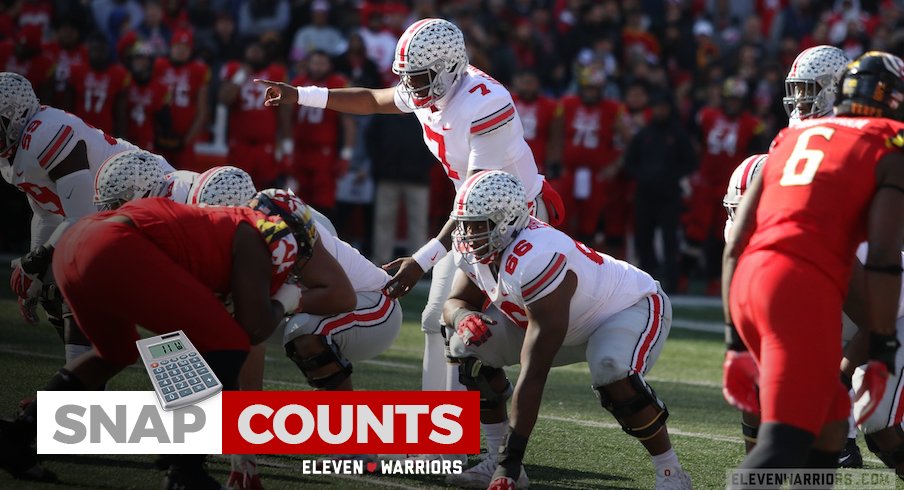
xmin=153 ymin=58 xmax=210 ymax=135
xmin=291 ymin=73 xmax=347 ymax=147
xmin=559 ymin=96 xmax=624 ymax=170
xmin=0 ymin=39 xmax=55 ymax=92
xmin=745 ymin=117 xmax=904 ymax=292
xmin=115 ymin=198 xmax=292 ymax=294
xmin=513 ymin=95 xmax=557 ymax=174
xmin=126 ymin=80 xmax=170 ymax=151
xmin=697 ymin=108 xmax=764 ymax=185
xmin=70 ymin=63 xmax=130 ymax=135
xmin=44 ymin=43 xmax=87 ymax=107
xmin=221 ymin=62 xmax=286 ymax=144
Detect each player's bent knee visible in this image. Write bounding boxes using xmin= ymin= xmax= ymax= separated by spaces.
xmin=457 ymin=357 xmax=512 ymax=414
xmin=590 ymin=355 xmax=630 ymax=387
xmin=593 ymin=373 xmax=669 ymax=441
xmin=285 ymin=335 xmax=353 ymax=390
xmin=865 ymin=427 xmax=904 ymax=469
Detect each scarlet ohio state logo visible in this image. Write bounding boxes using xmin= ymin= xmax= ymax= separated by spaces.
xmin=222 ymin=391 xmax=480 ymax=455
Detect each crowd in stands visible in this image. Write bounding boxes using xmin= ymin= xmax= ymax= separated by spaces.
xmin=2 ymin=0 xmax=903 ymax=295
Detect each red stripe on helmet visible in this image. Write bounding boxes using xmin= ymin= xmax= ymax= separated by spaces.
xmin=397 ymin=18 xmax=433 ymax=64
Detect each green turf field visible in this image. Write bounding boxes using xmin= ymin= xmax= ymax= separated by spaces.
xmin=0 ymin=290 xmax=890 ymax=489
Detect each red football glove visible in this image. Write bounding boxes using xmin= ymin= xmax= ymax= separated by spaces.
xmin=722 ymin=350 xmax=761 ymax=414
xmin=10 ymin=259 xmax=36 ymax=298
xmin=855 ymin=360 xmax=890 ymax=426
xmin=455 ymin=312 xmax=497 ymax=347
xmin=487 ymin=476 xmax=517 ymax=490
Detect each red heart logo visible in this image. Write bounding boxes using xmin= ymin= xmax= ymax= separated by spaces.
xmin=366 ymin=462 xmax=377 ymax=473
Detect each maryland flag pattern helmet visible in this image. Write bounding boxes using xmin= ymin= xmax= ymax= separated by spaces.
xmin=835 ymin=51 xmax=904 ymax=121
xmin=248 ymin=188 xmax=318 ymax=264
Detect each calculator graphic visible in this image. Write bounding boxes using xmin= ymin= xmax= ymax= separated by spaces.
xmin=136 ymin=331 xmax=222 ymax=410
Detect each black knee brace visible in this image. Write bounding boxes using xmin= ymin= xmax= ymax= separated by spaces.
xmin=458 ymin=357 xmax=512 ymax=414
xmin=594 ymin=373 xmax=669 ymax=441
xmin=286 ymin=336 xmax=353 ymax=390
xmin=742 ymin=421 xmax=759 ymax=444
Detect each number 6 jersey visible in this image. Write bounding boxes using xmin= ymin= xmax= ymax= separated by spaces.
xmin=453 ymin=217 xmax=657 ymax=346
xmin=746 ymin=117 xmax=904 ymax=291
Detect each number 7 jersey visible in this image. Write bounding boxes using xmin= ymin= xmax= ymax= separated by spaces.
xmin=747 ymin=116 xmax=904 ymax=291
xmin=395 ymin=66 xmax=543 ymax=200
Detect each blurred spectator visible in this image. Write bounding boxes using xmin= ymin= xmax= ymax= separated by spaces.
xmin=46 ymin=16 xmax=88 ymax=108
xmin=17 ymin=0 xmax=53 ymax=36
xmin=208 ymin=11 xmax=244 ymax=64
xmin=551 ymin=67 xmax=629 ymax=254
xmin=358 ymin=11 xmax=397 ymax=83
xmin=282 ymin=51 xmax=355 ymax=217
xmin=333 ymin=32 xmax=383 ymax=88
xmin=511 ymin=70 xmax=557 ymax=175
xmin=219 ymin=38 xmax=287 ymax=188
xmin=624 ymin=92 xmax=697 ymax=294
xmin=137 ymin=0 xmax=172 ymax=57
xmin=153 ymin=28 xmax=211 ymax=171
xmin=0 ymin=25 xmax=56 ymax=103
xmin=69 ymin=32 xmax=130 ymax=137
xmin=367 ymin=113 xmax=432 ymax=266
xmin=290 ymin=0 xmax=347 ymax=63
xmin=237 ymin=0 xmax=290 ymax=41
xmin=683 ymin=77 xmax=764 ymax=295
xmin=124 ymin=41 xmax=172 ymax=152
xmin=91 ymin=0 xmax=144 ymax=42
xmin=335 ymin=115 xmax=375 ymax=255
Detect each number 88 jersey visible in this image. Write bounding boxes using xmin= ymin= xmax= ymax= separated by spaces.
xmin=454 ymin=217 xmax=657 ymax=346
xmin=746 ymin=117 xmax=904 ymax=291
xmin=395 ymin=66 xmax=544 ymax=201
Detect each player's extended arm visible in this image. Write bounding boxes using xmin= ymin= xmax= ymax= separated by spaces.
xmin=442 ymin=269 xmax=498 ymax=345
xmin=721 ymin=170 xmax=764 ymax=325
xmin=256 ymin=79 xmax=403 ymax=115
xmin=230 ymin=223 xmax=296 ymax=344
xmin=296 ymin=237 xmax=356 ymax=315
xmin=494 ymin=270 xmax=575 ymax=483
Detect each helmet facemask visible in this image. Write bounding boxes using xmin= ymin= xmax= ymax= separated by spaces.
xmin=0 ymin=115 xmax=12 ymax=158
xmin=395 ymin=58 xmax=456 ymax=109
xmin=783 ymin=74 xmax=835 ymax=120
xmin=453 ymin=218 xmax=504 ymax=265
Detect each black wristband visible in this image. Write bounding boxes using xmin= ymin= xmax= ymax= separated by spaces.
xmin=869 ymin=332 xmax=901 ymax=373
xmin=496 ymin=428 xmax=529 ymax=480
xmin=21 ymin=245 xmax=53 ymax=277
xmin=725 ymin=324 xmax=747 ymax=352
xmin=863 ymin=263 xmax=904 ymax=275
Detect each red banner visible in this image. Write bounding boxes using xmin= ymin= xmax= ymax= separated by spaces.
xmin=222 ymin=391 xmax=480 ymax=455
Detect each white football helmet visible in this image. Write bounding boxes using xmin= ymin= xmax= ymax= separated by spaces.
xmin=94 ymin=150 xmax=167 ymax=210
xmin=451 ymin=170 xmax=530 ymax=264
xmin=783 ymin=45 xmax=849 ymax=121
xmin=0 ymin=72 xmax=41 ymax=159
xmin=723 ymin=153 xmax=767 ymax=221
xmin=188 ymin=166 xmax=256 ymax=206
xmin=392 ymin=18 xmax=468 ymax=109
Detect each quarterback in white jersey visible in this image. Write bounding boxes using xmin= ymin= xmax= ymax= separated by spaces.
xmin=256 ymin=18 xmax=565 ymax=426
xmin=443 ymin=171 xmax=690 ymax=490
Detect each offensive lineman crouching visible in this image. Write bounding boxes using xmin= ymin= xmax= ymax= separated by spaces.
xmin=442 ymin=171 xmax=692 ymax=489
xmin=0 ymin=193 xmax=353 ymax=489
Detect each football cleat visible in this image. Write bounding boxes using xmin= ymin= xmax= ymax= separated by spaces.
xmin=0 ymin=419 xmax=56 ymax=482
xmin=487 ymin=476 xmax=517 ymax=490
xmin=655 ymin=467 xmax=693 ymax=490
xmin=226 ymin=453 xmax=264 ymax=489
xmin=838 ymin=438 xmax=863 ymax=468
xmin=446 ymin=457 xmax=528 ymax=489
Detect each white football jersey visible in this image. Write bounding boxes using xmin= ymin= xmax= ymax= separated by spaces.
xmin=454 ymin=217 xmax=657 ymax=346
xmin=156 ymin=170 xmax=198 ymax=204
xmin=313 ymin=220 xmax=390 ymax=293
xmin=10 ymin=107 xmax=174 ymax=218
xmin=855 ymin=243 xmax=904 ymax=319
xmin=394 ymin=66 xmax=543 ymax=199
